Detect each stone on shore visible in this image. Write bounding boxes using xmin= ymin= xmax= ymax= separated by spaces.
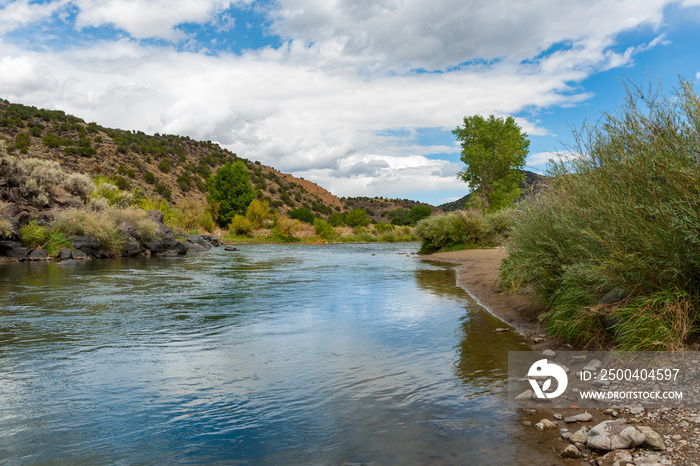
xmin=587 ymin=420 xmax=646 ymax=451
xmin=565 ymin=413 xmax=593 ymax=423
xmin=535 ymin=418 xmax=558 ymax=431
xmin=561 ymin=444 xmax=581 ymax=459
xmin=28 ymin=248 xmax=48 ymax=261
xmin=569 ymin=427 xmax=588 ymax=444
xmin=638 ymin=426 xmax=665 ymax=451
xmin=595 ymin=449 xmax=633 ymax=466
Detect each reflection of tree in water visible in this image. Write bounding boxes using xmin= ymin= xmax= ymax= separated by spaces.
xmin=454 ymin=303 xmax=531 ymax=392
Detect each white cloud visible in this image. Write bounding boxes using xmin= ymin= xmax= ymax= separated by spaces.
xmin=0 ymin=0 xmax=694 ymax=202
xmin=0 ymin=0 xmax=69 ymax=34
xmin=269 ymin=0 xmax=670 ymax=71
xmin=73 ymin=0 xmax=251 ymax=40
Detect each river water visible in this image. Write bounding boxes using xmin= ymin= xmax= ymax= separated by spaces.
xmin=0 ymin=243 xmax=550 ymax=465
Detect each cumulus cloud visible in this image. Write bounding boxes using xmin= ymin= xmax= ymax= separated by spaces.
xmin=0 ymin=0 xmax=69 ymax=34
xmin=0 ymin=0 xmax=694 ymax=202
xmin=73 ymin=0 xmax=252 ymax=40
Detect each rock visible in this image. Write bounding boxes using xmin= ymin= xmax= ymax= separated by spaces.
xmin=535 ymin=418 xmax=558 ymax=431
xmin=201 ymin=234 xmax=220 ymax=247
xmin=28 ymin=248 xmax=48 ymax=261
xmin=533 ymin=337 xmax=545 ymax=343
xmin=638 ymin=426 xmax=665 ymax=451
xmin=122 ymin=238 xmax=142 ymax=256
xmin=147 ymin=209 xmax=164 ymax=224
xmin=553 ymin=413 xmax=564 ymax=420
xmin=587 ymin=420 xmax=646 ymax=451
xmin=521 ymin=420 xmax=532 ymax=427
xmin=492 ymin=327 xmax=510 ymax=333
xmin=0 ymin=240 xmax=28 ymax=260
xmin=570 ymin=427 xmax=588 ymax=444
xmin=185 ymin=235 xmax=211 ymax=250
xmin=72 ymin=235 xmax=101 ymax=258
xmin=595 ymin=450 xmax=633 ymax=466
xmin=225 ymin=246 xmax=239 ymax=251
xmin=566 ymin=413 xmax=593 ymax=423
xmin=157 ymin=241 xmax=187 ymax=256
xmin=72 ymin=249 xmax=88 ymax=260
xmin=634 ymin=454 xmax=664 ymax=464
xmin=542 ymin=349 xmax=556 ymax=357
xmin=183 ymin=240 xmax=207 ymax=252
xmin=629 ymin=406 xmax=644 ymax=415
xmin=561 ymin=444 xmax=581 ymax=459
xmin=59 ymin=248 xmax=72 ymax=260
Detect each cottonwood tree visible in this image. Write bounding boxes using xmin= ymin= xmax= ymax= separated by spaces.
xmin=453 ymin=115 xmax=529 ymax=212
xmin=207 ymin=160 xmax=257 ymax=226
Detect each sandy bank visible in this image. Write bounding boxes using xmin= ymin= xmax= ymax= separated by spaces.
xmin=425 ymin=247 xmax=549 ymax=344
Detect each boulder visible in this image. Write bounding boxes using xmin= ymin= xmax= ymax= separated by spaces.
xmin=561 ymin=445 xmax=581 ymax=459
xmin=0 ymin=240 xmax=28 ymax=260
xmin=565 ymin=413 xmax=593 ymax=423
xmin=638 ymin=426 xmax=665 ymax=451
xmin=71 ymin=249 xmax=88 ymax=260
xmin=569 ymin=427 xmax=588 ymax=444
xmin=147 ymin=209 xmax=164 ymax=224
xmin=595 ymin=450 xmax=633 ymax=466
xmin=535 ymin=419 xmax=558 ymax=431
xmin=201 ymin=234 xmax=220 ymax=247
xmin=59 ymin=248 xmax=72 ymax=260
xmin=183 ymin=240 xmax=207 ymax=252
xmin=587 ymin=420 xmax=645 ymax=451
xmin=186 ymin=235 xmax=211 ymax=250
xmin=28 ymin=248 xmax=48 ymax=261
xmin=72 ymin=235 xmax=101 ymax=258
xmin=225 ymin=245 xmax=239 ymax=251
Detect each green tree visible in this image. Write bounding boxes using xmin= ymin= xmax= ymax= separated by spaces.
xmin=207 ymin=161 xmax=257 ymax=226
xmin=453 ymin=115 xmax=529 ymax=212
xmin=345 ymin=208 xmax=370 ymax=227
xmin=289 ymin=206 xmax=315 ymax=224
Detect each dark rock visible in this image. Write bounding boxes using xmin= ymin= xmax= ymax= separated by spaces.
xmin=0 ymin=240 xmax=28 ymax=260
xmin=201 ymin=234 xmax=220 ymax=247
xmin=186 ymin=235 xmax=211 ymax=250
xmin=71 ymin=249 xmax=88 ymax=260
xmin=183 ymin=241 xmax=207 ymax=252
xmin=147 ymin=210 xmax=165 ymax=224
xmin=224 ymin=246 xmax=239 ymax=251
xmin=599 ymin=289 xmax=626 ymax=305
xmin=59 ymin=248 xmax=72 ymax=260
xmin=72 ymin=235 xmax=101 ymax=258
xmin=122 ymin=239 xmax=142 ymax=256
xmin=29 ymin=248 xmax=48 ymax=261
xmin=13 ymin=210 xmax=32 ymax=227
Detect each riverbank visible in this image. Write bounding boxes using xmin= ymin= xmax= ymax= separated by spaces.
xmin=425 ymin=247 xmax=551 ymax=346
xmin=425 ymin=247 xmax=699 ymax=465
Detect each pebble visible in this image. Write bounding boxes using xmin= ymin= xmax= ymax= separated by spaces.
xmin=565 ymin=413 xmax=593 ymax=423
xmin=535 ymin=419 xmax=558 ymax=431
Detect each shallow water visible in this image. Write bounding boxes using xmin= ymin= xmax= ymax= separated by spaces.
xmin=0 ymin=243 xmax=548 ymax=465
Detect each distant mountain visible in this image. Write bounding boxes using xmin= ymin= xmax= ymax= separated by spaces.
xmin=438 ymin=170 xmax=548 ymax=211
xmin=341 ymin=196 xmax=442 ymax=224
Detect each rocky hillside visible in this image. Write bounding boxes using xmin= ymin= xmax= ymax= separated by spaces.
xmin=439 ymin=170 xmax=548 ymax=211
xmin=0 ymin=99 xmax=346 ymax=217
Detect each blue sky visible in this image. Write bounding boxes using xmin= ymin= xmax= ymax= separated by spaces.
xmin=1 ymin=0 xmax=699 ymax=205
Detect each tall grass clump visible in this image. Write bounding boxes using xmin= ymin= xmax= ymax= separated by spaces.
xmin=415 ymin=209 xmax=510 ymax=253
xmin=500 ymin=77 xmax=700 ymax=350
xmin=51 ymin=208 xmax=124 ymax=254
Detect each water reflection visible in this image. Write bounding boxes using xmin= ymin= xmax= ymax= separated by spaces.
xmin=0 ymin=244 xmax=554 ymax=465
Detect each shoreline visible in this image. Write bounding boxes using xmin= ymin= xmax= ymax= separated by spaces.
xmin=425 ymin=247 xmax=698 ymax=465
xmin=424 ymin=247 xmax=551 ymax=347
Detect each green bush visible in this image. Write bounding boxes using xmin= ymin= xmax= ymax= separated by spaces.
xmin=19 ymin=221 xmax=49 ymax=247
xmin=289 ymin=206 xmax=315 ymax=224
xmin=228 ymin=215 xmax=253 ymax=236
xmin=314 ymin=218 xmax=337 ymax=239
xmin=345 ymin=208 xmax=370 ymax=227
xmin=415 ymin=210 xmax=493 ymax=253
xmin=143 ymin=171 xmax=156 ymax=184
xmin=158 ymin=159 xmax=171 ymax=173
xmin=328 ymin=212 xmax=345 ymax=227
xmin=500 ymin=77 xmax=700 ymax=350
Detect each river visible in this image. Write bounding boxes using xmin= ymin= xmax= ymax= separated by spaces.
xmin=0 ymin=243 xmax=551 ymax=465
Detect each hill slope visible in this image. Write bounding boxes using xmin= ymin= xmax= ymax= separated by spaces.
xmin=0 ymin=99 xmax=346 ymax=217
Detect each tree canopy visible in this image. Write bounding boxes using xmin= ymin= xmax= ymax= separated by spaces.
xmin=207 ymin=160 xmax=257 ymax=226
xmin=453 ymin=115 xmax=529 ymax=212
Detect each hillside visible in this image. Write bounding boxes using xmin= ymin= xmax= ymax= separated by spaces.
xmin=341 ymin=196 xmax=441 ymax=224
xmin=0 ymin=99 xmax=346 ymax=217
xmin=438 ymin=170 xmax=547 ymax=211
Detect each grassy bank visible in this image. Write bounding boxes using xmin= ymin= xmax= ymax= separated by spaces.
xmin=500 ymin=78 xmax=700 ymax=350
xmin=414 ymin=208 xmax=514 ymax=253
